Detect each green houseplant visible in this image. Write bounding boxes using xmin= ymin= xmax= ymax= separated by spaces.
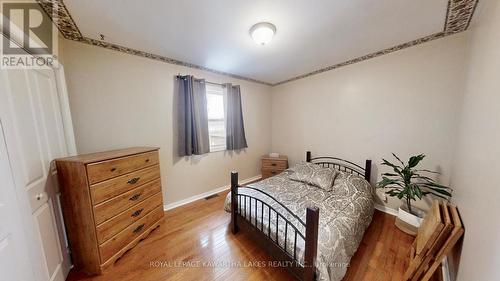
xmin=377 ymin=153 xmax=452 ymax=216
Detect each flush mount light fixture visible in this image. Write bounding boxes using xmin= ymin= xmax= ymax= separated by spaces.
xmin=249 ymin=22 xmax=276 ymax=45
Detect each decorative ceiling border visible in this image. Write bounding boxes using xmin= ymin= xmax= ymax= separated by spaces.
xmin=38 ymin=0 xmax=478 ymax=87
xmin=37 ymin=0 xmax=82 ymax=40
xmin=445 ymin=0 xmax=479 ymax=34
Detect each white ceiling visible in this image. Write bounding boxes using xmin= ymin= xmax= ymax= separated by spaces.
xmin=65 ymin=0 xmax=449 ymax=84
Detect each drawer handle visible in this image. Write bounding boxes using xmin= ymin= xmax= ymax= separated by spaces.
xmin=145 ymin=159 xmax=150 ymax=163
xmin=271 ymin=171 xmax=276 ymax=174
xmin=271 ymin=163 xmax=277 ymax=166
xmin=133 ymin=223 xmax=145 ymax=234
xmin=127 ymin=177 xmax=140 ymax=184
xmin=110 ymin=167 xmax=117 ymax=172
xmin=131 ymin=208 xmax=144 ymax=217
xmin=129 ymin=193 xmax=142 ymax=201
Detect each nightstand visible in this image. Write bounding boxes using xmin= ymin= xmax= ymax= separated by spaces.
xmin=261 ymin=155 xmax=288 ymax=179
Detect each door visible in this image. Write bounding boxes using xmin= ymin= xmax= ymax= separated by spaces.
xmin=0 ymin=64 xmax=75 ymax=281
xmin=0 ymin=119 xmax=36 ymax=281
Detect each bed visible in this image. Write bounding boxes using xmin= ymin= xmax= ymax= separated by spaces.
xmin=224 ymin=151 xmax=375 ymax=281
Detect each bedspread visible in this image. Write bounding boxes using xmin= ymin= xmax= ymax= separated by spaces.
xmin=224 ymin=170 xmax=374 ymax=281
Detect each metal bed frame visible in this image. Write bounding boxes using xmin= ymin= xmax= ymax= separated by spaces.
xmin=230 ymin=151 xmax=371 ymax=280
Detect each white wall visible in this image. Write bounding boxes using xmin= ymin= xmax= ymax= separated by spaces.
xmin=450 ymin=0 xmax=500 ymax=280
xmin=271 ymin=33 xmax=469 ymax=210
xmin=60 ymin=39 xmax=272 ymax=205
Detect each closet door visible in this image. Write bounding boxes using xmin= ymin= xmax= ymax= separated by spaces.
xmin=0 ymin=119 xmax=36 ymax=281
xmin=0 ymin=66 xmax=74 ymax=281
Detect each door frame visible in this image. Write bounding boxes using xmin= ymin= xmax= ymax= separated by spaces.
xmin=52 ymin=63 xmax=77 ymax=276
xmin=53 ymin=64 xmax=77 ymax=156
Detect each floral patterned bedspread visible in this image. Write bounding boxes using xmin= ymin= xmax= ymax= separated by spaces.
xmin=224 ymin=169 xmax=374 ymax=281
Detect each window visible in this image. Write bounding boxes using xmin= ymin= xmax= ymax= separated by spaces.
xmin=206 ymin=84 xmax=226 ymax=152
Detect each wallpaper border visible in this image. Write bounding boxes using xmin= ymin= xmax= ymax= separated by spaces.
xmin=37 ymin=0 xmax=479 ymax=86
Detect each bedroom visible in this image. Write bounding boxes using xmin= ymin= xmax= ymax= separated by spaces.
xmin=0 ymin=0 xmax=498 ymax=280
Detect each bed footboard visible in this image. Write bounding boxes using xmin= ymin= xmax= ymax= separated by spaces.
xmin=230 ymin=171 xmax=319 ymax=281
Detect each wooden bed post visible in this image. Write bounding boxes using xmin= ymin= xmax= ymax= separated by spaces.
xmin=306 ymin=151 xmax=311 ymax=162
xmin=303 ymin=206 xmax=319 ymax=281
xmin=364 ymin=160 xmax=372 ymax=182
xmin=230 ymin=171 xmax=239 ymax=234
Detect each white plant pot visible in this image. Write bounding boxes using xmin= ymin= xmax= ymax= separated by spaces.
xmin=397 ymin=206 xmax=424 ymax=228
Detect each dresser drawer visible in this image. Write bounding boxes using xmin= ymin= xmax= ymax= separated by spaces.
xmin=90 ymin=165 xmax=160 ymax=205
xmin=87 ymin=151 xmax=159 ymax=184
xmin=262 ymin=168 xmax=284 ymax=179
xmin=99 ymin=206 xmax=163 ymax=263
xmin=262 ymin=159 xmax=287 ymax=170
xmin=93 ymin=179 xmax=161 ymax=225
xmin=96 ymin=193 xmax=163 ymax=244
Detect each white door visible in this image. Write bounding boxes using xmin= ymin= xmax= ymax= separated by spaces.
xmin=0 ymin=64 xmax=75 ymax=281
xmin=0 ymin=119 xmax=36 ymax=281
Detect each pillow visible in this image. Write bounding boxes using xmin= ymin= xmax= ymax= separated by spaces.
xmin=288 ymin=162 xmax=338 ymax=191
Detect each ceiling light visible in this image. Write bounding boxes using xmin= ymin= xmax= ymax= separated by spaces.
xmin=250 ymin=22 xmax=276 ymax=45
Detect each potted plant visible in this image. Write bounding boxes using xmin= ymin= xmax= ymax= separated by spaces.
xmin=377 ymin=153 xmax=452 ymax=234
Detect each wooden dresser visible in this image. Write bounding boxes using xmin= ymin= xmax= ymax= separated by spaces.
xmin=261 ymin=155 xmax=288 ymax=179
xmin=56 ymin=147 xmax=164 ymax=274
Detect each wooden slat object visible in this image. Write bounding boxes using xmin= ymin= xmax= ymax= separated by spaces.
xmin=417 ymin=201 xmax=444 ymax=255
xmin=404 ymin=201 xmax=465 ymax=281
xmin=420 ymin=204 xmax=464 ymax=281
xmin=404 ymin=200 xmax=444 ymax=280
xmin=411 ymin=201 xmax=453 ymax=281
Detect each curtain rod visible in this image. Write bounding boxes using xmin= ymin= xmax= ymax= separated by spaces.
xmin=176 ymin=74 xmax=227 ymax=87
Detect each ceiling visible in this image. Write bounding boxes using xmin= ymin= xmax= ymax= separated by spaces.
xmin=60 ymin=0 xmax=466 ymax=85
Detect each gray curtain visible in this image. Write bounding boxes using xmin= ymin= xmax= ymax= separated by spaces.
xmin=176 ymin=75 xmax=210 ymax=156
xmin=225 ymin=83 xmax=248 ymax=150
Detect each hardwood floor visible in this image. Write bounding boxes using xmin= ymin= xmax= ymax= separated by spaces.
xmin=66 ymin=190 xmax=415 ymax=281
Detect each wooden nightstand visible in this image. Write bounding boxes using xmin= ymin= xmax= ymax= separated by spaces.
xmin=261 ymin=155 xmax=288 ymax=179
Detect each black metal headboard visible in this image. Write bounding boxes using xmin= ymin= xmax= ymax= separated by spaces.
xmin=306 ymin=151 xmax=372 ymax=182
